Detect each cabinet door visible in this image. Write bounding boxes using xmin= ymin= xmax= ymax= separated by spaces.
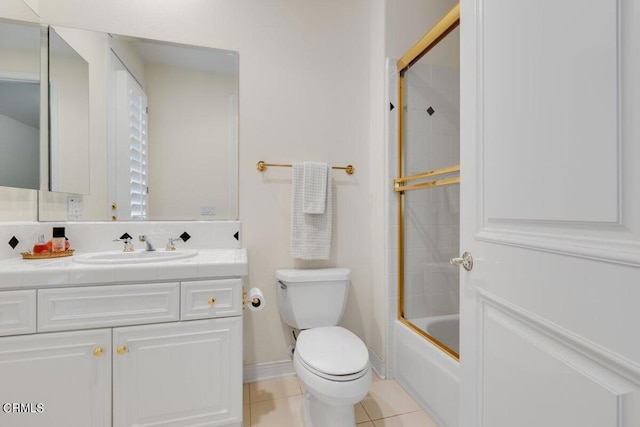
xmin=0 ymin=329 xmax=111 ymax=427
xmin=113 ymin=318 xmax=242 ymax=427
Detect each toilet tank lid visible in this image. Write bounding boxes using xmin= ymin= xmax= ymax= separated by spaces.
xmin=276 ymin=268 xmax=350 ymax=282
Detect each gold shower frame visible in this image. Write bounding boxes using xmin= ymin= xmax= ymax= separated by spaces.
xmin=396 ymin=3 xmax=460 ymax=361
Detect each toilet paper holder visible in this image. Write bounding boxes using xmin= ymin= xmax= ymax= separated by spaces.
xmin=243 ymin=287 xmax=264 ymax=310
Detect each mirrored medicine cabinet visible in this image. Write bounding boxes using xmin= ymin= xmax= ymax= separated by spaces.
xmin=0 ymin=18 xmax=42 ymax=192
xmin=48 ymin=26 xmax=90 ymax=195
xmin=0 ymin=13 xmax=239 ymax=222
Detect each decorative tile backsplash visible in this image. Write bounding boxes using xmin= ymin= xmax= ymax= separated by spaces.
xmin=7 ymin=236 xmax=19 ymax=249
xmin=0 ymin=221 xmax=241 ymax=261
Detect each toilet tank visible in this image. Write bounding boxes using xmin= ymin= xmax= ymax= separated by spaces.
xmin=276 ymin=268 xmax=350 ymax=329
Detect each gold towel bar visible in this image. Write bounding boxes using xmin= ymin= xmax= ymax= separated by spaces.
xmin=394 ymin=164 xmax=460 ymax=192
xmin=394 ymin=164 xmax=459 ymax=185
xmin=395 ymin=176 xmax=460 ymax=192
xmin=256 ymin=160 xmax=355 ymax=175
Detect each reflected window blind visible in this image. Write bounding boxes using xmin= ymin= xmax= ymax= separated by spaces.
xmin=127 ymin=84 xmax=148 ymax=220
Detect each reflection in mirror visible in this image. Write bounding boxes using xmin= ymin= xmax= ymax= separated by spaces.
xmin=48 ymin=27 xmax=90 ymax=194
xmin=107 ymin=35 xmax=239 ymax=221
xmin=0 ymin=19 xmax=41 ymax=190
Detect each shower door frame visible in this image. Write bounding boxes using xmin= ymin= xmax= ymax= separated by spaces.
xmin=395 ymin=3 xmax=460 ymax=361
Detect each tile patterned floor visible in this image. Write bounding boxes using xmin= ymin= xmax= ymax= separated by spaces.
xmin=244 ymin=373 xmax=438 ymax=427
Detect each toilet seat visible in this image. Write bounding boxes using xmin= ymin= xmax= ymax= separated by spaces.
xmin=296 ymin=351 xmax=368 ymax=382
xmin=295 ymin=326 xmax=369 ymax=381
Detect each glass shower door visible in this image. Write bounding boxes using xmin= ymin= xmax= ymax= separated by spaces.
xmin=395 ymin=22 xmax=460 ymax=359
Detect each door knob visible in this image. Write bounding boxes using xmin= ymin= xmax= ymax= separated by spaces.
xmin=450 ymin=251 xmax=473 ymax=271
xmin=116 ymin=345 xmax=128 ymax=355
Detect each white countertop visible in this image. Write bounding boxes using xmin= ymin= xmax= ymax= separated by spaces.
xmin=0 ymin=248 xmax=248 ymax=291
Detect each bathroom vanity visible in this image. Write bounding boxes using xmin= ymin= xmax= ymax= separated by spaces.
xmin=0 ymin=249 xmax=247 ymax=427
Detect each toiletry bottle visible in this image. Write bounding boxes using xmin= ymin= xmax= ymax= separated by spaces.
xmin=51 ymin=227 xmax=66 ymax=253
xmin=33 ymin=234 xmax=48 ymax=254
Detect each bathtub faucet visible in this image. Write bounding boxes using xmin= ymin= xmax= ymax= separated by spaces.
xmin=138 ymin=235 xmax=155 ymax=251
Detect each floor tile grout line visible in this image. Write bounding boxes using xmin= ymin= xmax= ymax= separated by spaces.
xmin=249 ymin=393 xmax=304 ymax=406
xmin=356 ymin=402 xmax=372 ymax=423
xmin=245 ymin=377 xmax=432 ymax=426
xmin=367 ymin=408 xmax=424 ymax=422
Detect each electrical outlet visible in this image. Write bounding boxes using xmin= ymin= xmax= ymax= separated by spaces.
xmin=67 ymin=197 xmax=83 ymax=220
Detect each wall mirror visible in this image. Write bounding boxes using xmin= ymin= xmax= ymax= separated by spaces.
xmin=0 ymin=19 xmax=42 ymax=191
xmin=37 ymin=27 xmax=240 ymax=222
xmin=48 ymin=26 xmax=90 ymax=195
xmin=106 ymin=34 xmax=239 ymax=221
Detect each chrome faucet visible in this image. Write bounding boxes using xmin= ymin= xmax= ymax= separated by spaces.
xmin=138 ymin=235 xmax=155 ymax=251
xmin=113 ymin=237 xmax=134 ymax=252
xmin=166 ymin=237 xmax=183 ymax=251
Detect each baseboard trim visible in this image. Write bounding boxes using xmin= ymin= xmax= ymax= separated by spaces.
xmin=244 ymin=352 xmax=386 ymax=384
xmin=243 ymin=360 xmax=296 ymax=383
xmin=369 ymin=349 xmax=386 ymax=379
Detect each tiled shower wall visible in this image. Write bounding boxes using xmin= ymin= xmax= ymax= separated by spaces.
xmin=402 ymin=62 xmax=460 ymax=319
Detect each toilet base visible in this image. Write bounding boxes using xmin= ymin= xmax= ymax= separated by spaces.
xmin=302 ymin=390 xmax=356 ymax=427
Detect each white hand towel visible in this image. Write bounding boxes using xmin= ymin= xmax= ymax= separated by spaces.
xmin=302 ymin=162 xmax=328 ymax=214
xmin=291 ymin=163 xmax=332 ymax=260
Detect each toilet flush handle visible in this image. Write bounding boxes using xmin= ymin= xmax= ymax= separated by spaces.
xmin=279 ymin=281 xmax=287 ymax=290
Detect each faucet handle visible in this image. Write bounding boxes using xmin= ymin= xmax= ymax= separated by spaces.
xmin=166 ymin=237 xmax=183 ymax=251
xmin=113 ymin=237 xmax=134 ymax=252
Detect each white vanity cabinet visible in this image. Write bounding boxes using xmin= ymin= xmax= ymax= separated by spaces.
xmin=0 ymin=277 xmax=243 ymax=427
xmin=0 ymin=329 xmax=112 ymax=427
xmin=113 ymin=317 xmax=241 ymax=427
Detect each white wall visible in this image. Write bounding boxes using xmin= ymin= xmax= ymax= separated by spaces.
xmin=145 ymin=64 xmax=236 ymax=220
xmin=35 ymin=0 xmax=387 ymax=367
xmin=0 ymin=0 xmax=39 ymax=22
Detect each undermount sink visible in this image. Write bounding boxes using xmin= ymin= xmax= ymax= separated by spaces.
xmin=73 ymin=249 xmax=198 ymax=265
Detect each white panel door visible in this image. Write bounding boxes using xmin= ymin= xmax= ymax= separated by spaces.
xmin=112 ymin=318 xmax=242 ymax=427
xmin=0 ymin=329 xmax=111 ymax=427
xmin=459 ymin=0 xmax=640 ymax=426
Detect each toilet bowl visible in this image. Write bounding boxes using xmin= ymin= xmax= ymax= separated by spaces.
xmin=276 ymin=268 xmax=372 ymax=427
xmin=294 ymin=326 xmax=372 ymax=427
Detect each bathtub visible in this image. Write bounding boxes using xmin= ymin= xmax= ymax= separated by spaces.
xmin=410 ymin=314 xmax=460 ymax=355
xmin=393 ymin=315 xmax=460 ymax=427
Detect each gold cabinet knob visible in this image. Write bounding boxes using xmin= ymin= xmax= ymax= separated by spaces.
xmin=93 ymin=347 xmax=104 ymax=357
xmin=116 ymin=345 xmax=128 ymax=355
xmin=208 ymin=297 xmax=216 ymax=306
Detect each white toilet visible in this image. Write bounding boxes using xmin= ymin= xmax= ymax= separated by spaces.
xmin=276 ymin=268 xmax=372 ymax=427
